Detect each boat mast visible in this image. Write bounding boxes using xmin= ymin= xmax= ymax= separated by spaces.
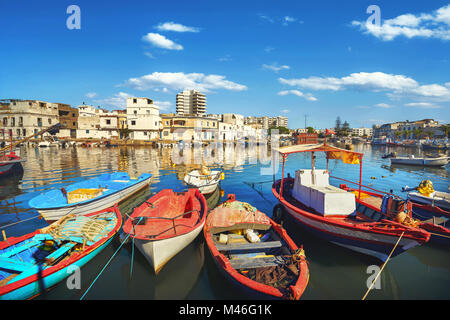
xmin=311 ymin=152 xmax=315 ymax=185
xmin=279 ymin=154 xmax=286 ymax=200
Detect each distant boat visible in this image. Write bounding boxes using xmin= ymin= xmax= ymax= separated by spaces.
xmin=0 ymin=152 xmax=25 ymax=177
xmin=204 ymin=194 xmax=309 ymax=300
xmin=122 ymin=189 xmax=207 ymax=274
xmin=390 ymin=155 xmax=449 ymax=167
xmin=29 ymin=172 xmax=152 ymax=222
xmin=184 ymin=166 xmax=222 ymax=194
xmin=0 ymin=206 xmax=122 ymax=300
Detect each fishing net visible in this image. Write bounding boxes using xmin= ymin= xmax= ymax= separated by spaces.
xmin=244 ymin=258 xmax=299 ymax=289
xmin=46 ymin=212 xmax=115 ymax=244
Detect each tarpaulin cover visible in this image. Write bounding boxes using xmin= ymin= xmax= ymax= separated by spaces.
xmin=206 ymin=201 xmax=271 ymax=233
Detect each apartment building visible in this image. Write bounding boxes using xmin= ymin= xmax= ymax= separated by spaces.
xmin=351 ymin=127 xmax=373 ymax=137
xmin=176 ymin=89 xmax=206 ymax=116
xmin=244 ymin=115 xmax=288 ymax=129
xmin=57 ymin=103 xmax=78 ymax=138
xmin=126 ymin=97 xmax=162 ymax=140
xmin=161 ymin=113 xmax=218 ymax=141
xmin=0 ymin=99 xmax=59 ymax=139
xmin=374 ymin=119 xmax=440 ymax=138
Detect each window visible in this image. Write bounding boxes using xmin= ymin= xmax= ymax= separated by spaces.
xmin=134 ymin=110 xmax=137 ymax=116
xmin=144 ymin=132 xmax=147 ymax=136
xmin=131 ymin=121 xmax=136 ymax=125
xmin=17 ymin=129 xmax=20 ymax=136
xmin=155 ymin=121 xmax=157 ymax=126
xmin=146 ymin=110 xmax=150 ymax=114
xmin=106 ymin=119 xmax=111 ymax=125
xmin=86 ymin=130 xmax=90 ymax=134
xmin=11 ymin=117 xmax=15 ymax=127
xmin=72 ymin=113 xmax=75 ymax=117
xmin=2 ymin=118 xmax=7 ymax=126
xmin=133 ymin=99 xmax=137 ymax=103
xmin=73 ymin=122 xmax=76 ymax=126
xmin=164 ymin=131 xmax=168 ymax=136
xmin=48 ymin=118 xmax=52 ymax=124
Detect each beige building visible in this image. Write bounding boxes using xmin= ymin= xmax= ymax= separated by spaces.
xmin=352 ymin=127 xmax=373 ymax=137
xmin=126 ymin=97 xmax=162 ymax=140
xmin=0 ymin=99 xmax=59 ymax=139
xmin=161 ymin=113 xmax=218 ymax=141
xmin=176 ymin=89 xmax=206 ymax=116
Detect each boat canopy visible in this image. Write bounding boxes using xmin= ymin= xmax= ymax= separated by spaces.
xmin=276 ymin=143 xmax=363 ymax=164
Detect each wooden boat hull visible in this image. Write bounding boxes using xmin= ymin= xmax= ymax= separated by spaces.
xmin=273 ymin=180 xmax=429 ymax=261
xmin=184 ymin=170 xmax=221 ymax=195
xmin=35 ymin=176 xmax=151 ymax=222
xmin=204 ymin=196 xmax=309 ymax=300
xmin=0 ymin=207 xmax=122 ymax=300
xmin=134 ymin=222 xmax=205 ymax=274
xmin=408 ymin=192 xmax=450 ymax=212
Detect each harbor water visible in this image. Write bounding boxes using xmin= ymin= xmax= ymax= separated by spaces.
xmin=0 ymin=143 xmax=448 ymax=300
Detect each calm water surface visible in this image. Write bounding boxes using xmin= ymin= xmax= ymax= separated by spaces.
xmin=0 ymin=143 xmax=449 ymax=300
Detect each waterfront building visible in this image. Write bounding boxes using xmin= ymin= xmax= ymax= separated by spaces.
xmin=244 ymin=115 xmax=288 ymax=129
xmin=56 ymin=103 xmax=78 ymax=139
xmin=0 ymin=99 xmax=59 ymax=140
xmin=351 ymin=127 xmax=373 ymax=137
xmin=161 ymin=113 xmax=218 ymax=141
xmin=176 ymin=89 xmax=206 ymax=116
xmin=126 ymin=97 xmax=162 ymax=140
xmin=373 ymin=119 xmax=440 ymax=139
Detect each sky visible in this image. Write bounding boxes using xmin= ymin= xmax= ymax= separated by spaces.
xmin=0 ymin=0 xmax=449 ymax=129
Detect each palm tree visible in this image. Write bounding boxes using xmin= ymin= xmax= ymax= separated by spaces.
xmin=394 ymin=131 xmax=402 ymax=140
xmin=403 ymin=130 xmax=410 ymax=140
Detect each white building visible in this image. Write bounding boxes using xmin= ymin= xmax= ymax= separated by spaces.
xmin=0 ymin=99 xmax=59 ymax=139
xmin=176 ymin=89 xmax=206 ymax=116
xmin=126 ymin=97 xmax=162 ymax=140
xmin=352 ymin=127 xmax=373 ymax=137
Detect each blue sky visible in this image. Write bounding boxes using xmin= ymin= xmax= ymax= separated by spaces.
xmin=0 ymin=0 xmax=449 ymax=129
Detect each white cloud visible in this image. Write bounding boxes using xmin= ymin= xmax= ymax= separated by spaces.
xmin=94 ymin=92 xmax=131 ymax=109
xmin=144 ymin=52 xmax=155 ymax=59
xmin=264 ymin=46 xmax=275 ymax=53
xmin=155 ymin=22 xmax=200 ymax=33
xmin=154 ymin=100 xmax=172 ymax=110
xmin=404 ymin=102 xmax=442 ymax=109
xmin=142 ymin=33 xmax=183 ymax=50
xmin=218 ymin=55 xmax=232 ymax=62
xmin=85 ymin=92 xmax=97 ymax=98
xmin=278 ymin=90 xmax=317 ymax=101
xmin=280 ymin=109 xmax=290 ymax=114
xmin=279 ymin=71 xmax=450 ymax=101
xmin=262 ymin=63 xmax=290 ymax=72
xmin=122 ymin=72 xmax=247 ymax=93
xmin=375 ymin=103 xmax=393 ymax=108
xmin=352 ymin=4 xmax=450 ymax=41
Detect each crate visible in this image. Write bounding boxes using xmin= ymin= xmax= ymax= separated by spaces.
xmin=67 ymin=188 xmax=103 ymax=204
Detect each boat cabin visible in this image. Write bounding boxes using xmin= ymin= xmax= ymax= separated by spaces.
xmin=292 ymin=169 xmax=356 ymax=216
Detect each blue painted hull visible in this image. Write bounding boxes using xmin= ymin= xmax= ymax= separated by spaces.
xmin=1 ymin=237 xmax=114 ymax=300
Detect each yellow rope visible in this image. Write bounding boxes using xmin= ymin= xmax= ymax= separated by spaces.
xmin=362 ymin=231 xmax=405 ymax=300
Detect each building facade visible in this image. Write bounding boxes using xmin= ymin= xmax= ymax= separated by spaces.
xmin=126 ymin=97 xmax=162 ymax=140
xmin=176 ymin=89 xmax=206 ymax=116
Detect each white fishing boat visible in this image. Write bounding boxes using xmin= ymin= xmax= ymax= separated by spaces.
xmin=122 ymin=189 xmax=207 ymax=274
xmin=29 ymin=172 xmax=152 ymax=222
xmin=183 ymin=166 xmax=222 ymax=194
xmin=390 ymin=155 xmax=449 ymax=167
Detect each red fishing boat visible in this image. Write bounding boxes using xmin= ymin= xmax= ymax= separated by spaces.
xmin=122 ymin=189 xmax=207 ymax=274
xmin=272 ymin=141 xmax=430 ymax=261
xmin=0 ymin=151 xmax=24 ymax=177
xmin=204 ymin=194 xmax=309 ymax=300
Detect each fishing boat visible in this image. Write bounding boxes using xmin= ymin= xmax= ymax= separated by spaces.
xmin=272 ymin=142 xmax=430 ymax=261
xmin=0 ymin=152 xmax=25 ymax=177
xmin=402 ymin=181 xmax=450 ymax=215
xmin=0 ymin=206 xmax=122 ymax=300
xmin=390 ymin=155 xmax=449 ymax=167
xmin=122 ymin=189 xmax=207 ymax=274
xmin=381 ymin=152 xmax=396 ymax=159
xmin=184 ymin=166 xmax=223 ymax=194
xmin=339 ymin=185 xmax=450 ymax=246
xmin=29 ymin=172 xmax=152 ymax=222
xmin=204 ymin=194 xmax=309 ymax=300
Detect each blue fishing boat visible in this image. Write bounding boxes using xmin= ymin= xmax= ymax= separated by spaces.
xmin=0 ymin=206 xmax=122 ymax=300
xmin=29 ymin=172 xmax=151 ymax=222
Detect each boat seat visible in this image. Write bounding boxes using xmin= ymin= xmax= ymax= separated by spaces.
xmin=229 ymin=255 xmax=289 ymax=269
xmin=44 ymin=242 xmax=76 ymax=263
xmin=0 ymin=257 xmax=34 ymax=272
xmin=0 ymin=240 xmax=41 ymax=258
xmin=215 ymin=240 xmax=282 ymax=252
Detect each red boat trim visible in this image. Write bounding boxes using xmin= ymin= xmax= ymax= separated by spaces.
xmin=0 ymin=205 xmax=122 ymax=297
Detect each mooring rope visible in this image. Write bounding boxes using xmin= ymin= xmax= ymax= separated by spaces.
xmin=80 ymin=216 xmax=143 ymax=300
xmin=362 ymin=231 xmax=405 ymax=300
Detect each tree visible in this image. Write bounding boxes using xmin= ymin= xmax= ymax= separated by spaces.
xmin=335 ymin=117 xmax=342 ymax=131
xmin=425 ymin=131 xmax=434 ymax=139
xmin=403 ymin=130 xmax=410 ymax=140
xmin=268 ymin=126 xmax=289 ymax=135
xmin=394 ymin=131 xmax=401 ymax=140
xmin=306 ymin=126 xmax=315 ymax=134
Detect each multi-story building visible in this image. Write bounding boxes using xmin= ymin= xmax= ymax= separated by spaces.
xmin=126 ymin=97 xmax=162 ymax=140
xmin=160 ymin=113 xmax=218 ymax=141
xmin=57 ymin=103 xmax=78 ymax=139
xmin=351 ymin=127 xmax=373 ymax=137
xmin=176 ymin=89 xmax=206 ymax=116
xmin=0 ymin=99 xmax=59 ymax=139
xmin=373 ymin=119 xmax=439 ymax=139
xmin=244 ymin=115 xmax=288 ymax=129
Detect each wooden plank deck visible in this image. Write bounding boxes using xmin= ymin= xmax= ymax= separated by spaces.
xmin=229 ymin=255 xmax=288 ymax=269
xmin=215 ymin=241 xmax=282 ymax=252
